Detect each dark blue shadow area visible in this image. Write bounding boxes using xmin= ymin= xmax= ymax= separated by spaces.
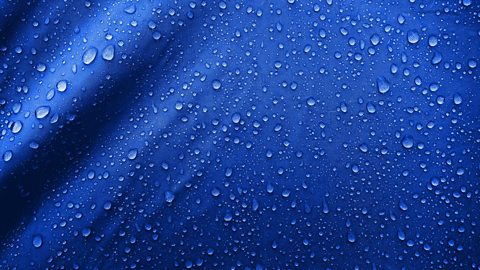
xmin=0 ymin=0 xmax=479 ymax=269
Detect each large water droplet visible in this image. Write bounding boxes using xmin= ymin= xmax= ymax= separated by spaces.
xmin=10 ymin=121 xmax=22 ymax=134
xmin=366 ymin=102 xmax=376 ymax=113
xmin=211 ymin=188 xmax=220 ymax=197
xmin=376 ymin=76 xmax=390 ymax=94
xmin=306 ymin=97 xmax=316 ymax=106
xmin=399 ymin=200 xmax=408 ymax=211
xmin=83 ymin=47 xmax=98 ymax=65
xmin=231 ymin=113 xmax=241 ymax=124
xmin=432 ymin=51 xmax=442 ymax=65
xmin=3 ymin=150 xmax=13 ymax=162
xmin=56 ymin=80 xmax=67 ymax=92
xmin=347 ymin=231 xmax=356 ymax=243
xmin=82 ymin=228 xmax=91 ymax=237
xmin=223 ymin=212 xmax=233 ymax=222
xmin=453 ymin=93 xmax=462 ymax=105
xmin=401 ymin=136 xmax=414 ymax=149
xmin=165 ymin=191 xmax=175 ymax=203
xmin=407 ymin=30 xmax=419 ymax=44
xmin=212 ymin=80 xmax=222 ymax=90
xmin=398 ymin=229 xmax=406 ymax=241
xmin=124 ymin=4 xmax=136 ymax=14
xmin=35 ymin=106 xmax=50 ymax=119
xmin=428 ymin=36 xmax=438 ymax=47
xmin=102 ymin=45 xmax=115 ymax=61
xmin=127 ymin=149 xmax=138 ymax=160
xmin=33 ymin=235 xmax=43 ymax=248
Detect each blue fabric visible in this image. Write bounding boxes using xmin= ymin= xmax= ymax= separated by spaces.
xmin=0 ymin=0 xmax=479 ymax=269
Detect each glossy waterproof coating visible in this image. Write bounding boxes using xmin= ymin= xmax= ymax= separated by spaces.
xmin=0 ymin=0 xmax=479 ymax=269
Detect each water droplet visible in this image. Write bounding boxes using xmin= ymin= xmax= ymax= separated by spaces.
xmin=431 ymin=51 xmax=442 ymax=65
xmin=231 ymin=113 xmax=241 ymax=124
xmin=347 ymin=231 xmax=356 ymax=243
xmin=36 ymin=63 xmax=46 ymax=72
xmin=468 ymin=59 xmax=477 ymax=69
xmin=127 ymin=149 xmax=138 ymax=160
xmin=266 ymin=183 xmax=274 ymax=194
xmin=399 ymin=200 xmax=408 ymax=211
xmin=370 ymin=34 xmax=380 ymax=46
xmin=223 ymin=212 xmax=233 ymax=222
xmin=225 ymin=167 xmax=233 ymax=177
xmin=252 ymin=198 xmax=259 ymax=211
xmin=82 ymin=228 xmax=91 ymax=237
xmin=124 ymin=4 xmax=136 ymax=14
xmin=306 ymin=97 xmax=316 ymax=106
xmin=359 ymin=144 xmax=368 ymax=153
xmin=29 ymin=141 xmax=39 ymax=149
xmin=3 ymin=151 xmax=13 ymax=162
xmin=322 ymin=198 xmax=329 ymax=214
xmin=376 ymin=76 xmax=390 ymax=94
xmin=10 ymin=121 xmax=22 ymax=134
xmin=462 ymin=0 xmax=472 ymax=7
xmin=401 ymin=136 xmax=414 ymax=149
xmin=428 ymin=36 xmax=438 ymax=47
xmin=165 ymin=191 xmax=175 ymax=203
xmin=407 ymin=30 xmax=419 ymax=44
xmin=398 ymin=229 xmax=406 ymax=241
xmin=82 ymin=47 xmax=97 ymax=65
xmin=453 ymin=94 xmax=462 ymax=105
xmin=35 ymin=106 xmax=50 ymax=119
xmin=366 ymin=102 xmax=376 ymax=113
xmin=56 ymin=80 xmax=67 ymax=92
xmin=212 ymin=80 xmax=222 ymax=90
xmin=103 ymin=201 xmax=112 ymax=210
xmin=102 ymin=45 xmax=115 ymax=61
xmin=211 ymin=188 xmax=220 ymax=197
xmin=32 ymin=235 xmax=43 ymax=248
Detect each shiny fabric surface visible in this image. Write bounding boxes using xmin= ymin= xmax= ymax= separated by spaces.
xmin=0 ymin=0 xmax=479 ymax=269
